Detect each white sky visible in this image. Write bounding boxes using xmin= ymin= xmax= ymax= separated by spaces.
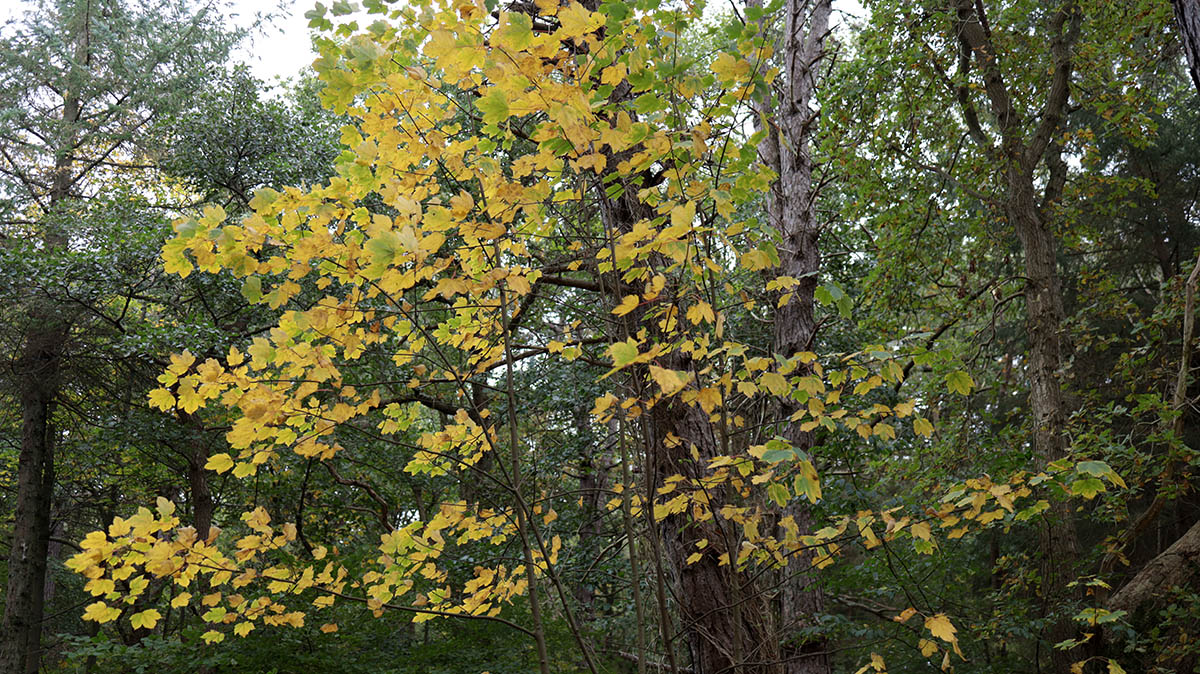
xmin=0 ymin=0 xmax=867 ymax=83
xmin=0 ymin=0 xmax=319 ymax=82
xmin=229 ymin=0 xmax=326 ymax=83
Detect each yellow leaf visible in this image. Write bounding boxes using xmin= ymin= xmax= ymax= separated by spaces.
xmin=557 ymin=2 xmax=602 ymax=38
xmin=925 ymin=613 xmax=957 ymax=643
xmin=601 ymin=63 xmax=627 ymax=85
xmin=130 ymin=609 xmax=161 ymax=630
xmin=83 ymin=601 xmax=120 ymax=624
xmin=911 ymin=521 xmax=932 ymax=540
xmin=686 ymin=301 xmax=715 ymax=325
xmin=148 ymin=388 xmax=175 ymax=411
xmin=205 ymin=453 xmax=235 ymax=474
xmin=321 ymin=623 xmax=339 ymax=633
xmin=696 ymin=387 xmax=721 ymax=414
xmin=650 ymin=365 xmax=689 ymax=397
xmin=201 ymin=630 xmax=224 ymax=644
xmin=760 ymin=372 xmax=789 ymax=396
xmin=171 ymin=592 xmax=192 ymax=608
xmin=168 ymin=350 xmax=196 ymax=375
xmin=612 ymin=294 xmax=639 ymax=316
xmin=913 ymin=417 xmax=934 ymax=438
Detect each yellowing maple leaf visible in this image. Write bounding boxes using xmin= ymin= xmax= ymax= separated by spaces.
xmin=924 ymin=613 xmax=957 ymax=643
xmin=130 ymin=609 xmax=161 ymax=630
xmin=205 ymin=453 xmax=235 ymax=474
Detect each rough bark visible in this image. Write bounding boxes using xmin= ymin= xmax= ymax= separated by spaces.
xmin=0 ymin=33 xmax=84 ymax=674
xmin=769 ymin=1 xmax=833 ymax=673
xmin=649 ymin=391 xmax=765 ymax=673
xmin=949 ymin=2 xmax=1085 ymax=671
xmin=1007 ymin=165 xmax=1084 ymax=664
xmin=1174 ymin=0 xmax=1200 ymax=93
xmin=1109 ymin=518 xmax=1200 ymax=613
xmin=0 ymin=327 xmax=61 ymax=673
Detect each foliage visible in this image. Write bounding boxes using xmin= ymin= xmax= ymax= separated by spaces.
xmin=0 ymin=0 xmax=1195 ymax=672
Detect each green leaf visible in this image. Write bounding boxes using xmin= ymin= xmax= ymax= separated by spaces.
xmin=1076 ymin=460 xmax=1127 ymax=488
xmin=478 ymin=89 xmax=510 ymax=126
xmin=1015 ymin=499 xmax=1049 ymax=521
xmin=608 ymin=339 xmax=640 ymax=368
xmin=494 ymin=12 xmax=533 ymax=51
xmin=945 ymin=370 xmax=974 ymax=396
xmin=248 ymin=187 xmax=279 ymax=212
xmin=767 ymin=483 xmax=790 ymax=507
xmin=760 ymin=448 xmax=796 ymax=463
xmin=1070 ymin=478 xmax=1105 ymax=499
xmin=241 ymin=276 xmax=262 ymax=303
xmin=793 ymin=460 xmax=822 ymax=503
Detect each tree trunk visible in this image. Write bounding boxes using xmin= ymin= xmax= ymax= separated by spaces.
xmin=1007 ymin=167 xmax=1084 ymax=672
xmin=1109 ymin=518 xmax=1200 ymax=613
xmin=1174 ymin=0 xmax=1200 ymax=93
xmin=0 ymin=10 xmax=88 ymax=669
xmin=769 ymin=1 xmax=832 ymax=672
xmin=1 ymin=311 xmax=66 ymax=674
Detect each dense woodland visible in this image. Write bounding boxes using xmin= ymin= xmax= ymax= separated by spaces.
xmin=2 ymin=0 xmax=1200 ymax=672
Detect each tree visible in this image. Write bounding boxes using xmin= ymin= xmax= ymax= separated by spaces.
xmin=0 ymin=1 xmax=241 ymax=670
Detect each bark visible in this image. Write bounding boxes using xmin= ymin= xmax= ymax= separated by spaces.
xmin=1109 ymin=518 xmax=1200 ymax=613
xmin=949 ymin=2 xmax=1085 ymax=671
xmin=0 ymin=36 xmax=84 ymax=674
xmin=187 ymin=444 xmax=214 ymax=541
xmin=1174 ymin=0 xmax=1200 ymax=93
xmin=1008 ymin=166 xmax=1083 ymax=664
xmin=767 ymin=1 xmax=832 ymax=672
xmin=649 ymin=382 xmax=775 ymax=673
xmin=0 ymin=328 xmax=61 ymax=673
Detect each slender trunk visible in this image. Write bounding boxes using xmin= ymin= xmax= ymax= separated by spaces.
xmin=499 ymin=284 xmax=552 ymax=674
xmin=187 ymin=446 xmax=214 ymax=541
xmin=617 ymin=418 xmax=648 ymax=674
xmin=1007 ymin=165 xmax=1085 ymax=674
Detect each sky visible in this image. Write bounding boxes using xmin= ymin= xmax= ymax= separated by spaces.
xmin=0 ymin=0 xmax=321 ymax=83
xmin=228 ymin=0 xmax=322 ymax=83
xmin=1 ymin=0 xmax=868 ymax=83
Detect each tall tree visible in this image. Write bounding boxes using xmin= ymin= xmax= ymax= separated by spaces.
xmin=0 ymin=2 xmax=240 ymax=670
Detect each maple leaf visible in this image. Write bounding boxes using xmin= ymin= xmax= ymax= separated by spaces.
xmin=924 ymin=613 xmax=957 ymax=643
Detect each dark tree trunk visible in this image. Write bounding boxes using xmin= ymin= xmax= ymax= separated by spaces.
xmin=1 ymin=316 xmax=65 ymax=674
xmin=948 ymin=2 xmax=1086 ymax=669
xmin=1110 ymin=518 xmax=1200 ymax=613
xmin=1007 ymin=166 xmax=1084 ymax=672
xmin=0 ymin=13 xmax=87 ymax=669
xmin=1174 ymin=0 xmax=1200 ymax=93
